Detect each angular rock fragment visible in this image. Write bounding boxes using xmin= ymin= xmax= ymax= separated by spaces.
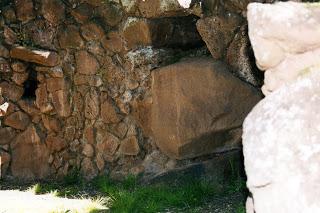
xmin=4 ymin=111 xmax=30 ymax=130
xmin=10 ymin=47 xmax=60 ymax=67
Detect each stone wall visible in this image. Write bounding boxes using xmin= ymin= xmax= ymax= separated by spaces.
xmin=0 ymin=0 xmax=263 ymax=181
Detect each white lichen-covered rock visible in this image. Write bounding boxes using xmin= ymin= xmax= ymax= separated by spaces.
xmin=243 ymin=67 xmax=320 ymax=213
xmin=177 ymin=0 xmax=191 ymax=8
xmin=247 ymin=2 xmax=320 ymax=95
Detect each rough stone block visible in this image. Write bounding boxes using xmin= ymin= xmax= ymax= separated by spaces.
xmin=151 ymin=58 xmax=261 ymax=159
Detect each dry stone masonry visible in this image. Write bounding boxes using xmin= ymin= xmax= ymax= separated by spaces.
xmin=0 ymin=0 xmax=263 ymax=181
xmin=244 ymin=2 xmax=320 ymax=213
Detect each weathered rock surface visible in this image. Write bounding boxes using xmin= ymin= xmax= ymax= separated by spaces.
xmin=247 ymin=2 xmax=320 ymax=95
xmin=75 ymin=51 xmax=99 ymax=75
xmin=96 ymin=132 xmax=120 ymax=161
xmin=41 ymin=0 xmax=65 ymax=26
xmin=243 ymin=67 xmax=320 ymax=213
xmin=0 ymin=127 xmax=16 ymax=145
xmin=227 ymin=25 xmax=262 ymax=87
xmin=46 ymin=135 xmax=66 ymax=153
xmin=152 ymin=58 xmax=261 ymax=159
xmin=10 ymin=47 xmax=60 ymax=67
xmin=244 ymin=2 xmax=320 ymax=212
xmin=122 ymin=16 xmax=202 ymax=50
xmin=14 ymin=0 xmax=35 ymax=23
xmin=197 ymin=14 xmax=243 ymax=59
xmin=52 ymin=90 xmax=71 ymax=117
xmin=100 ymin=100 xmax=120 ymax=124
xmin=0 ymin=0 xmax=263 ymax=181
xmin=138 ymin=0 xmax=186 ymax=18
xmin=81 ymin=157 xmax=98 ymax=180
xmin=119 ymin=136 xmax=140 ymax=156
xmin=0 ymin=151 xmax=11 ymax=177
xmin=11 ymin=125 xmax=50 ymax=180
xmin=0 ymin=82 xmax=24 ymax=102
xmin=4 ymin=111 xmax=30 ymax=130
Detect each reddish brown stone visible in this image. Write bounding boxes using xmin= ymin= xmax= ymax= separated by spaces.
xmin=23 ymin=19 xmax=57 ymax=49
xmin=102 ymin=31 xmax=125 ymax=53
xmin=131 ymin=99 xmax=152 ymax=135
xmin=10 ymin=46 xmax=60 ymax=67
xmin=138 ymin=0 xmax=186 ymax=18
xmin=46 ymin=78 xmax=69 ymax=92
xmin=0 ymin=82 xmax=24 ymax=102
xmin=46 ymin=135 xmax=67 ymax=153
xmin=4 ymin=111 xmax=30 ymax=130
xmin=64 ymin=125 xmax=76 ymax=142
xmin=41 ymin=0 xmax=65 ymax=25
xmin=119 ymin=136 xmax=140 ymax=156
xmin=87 ymin=41 xmax=105 ymax=57
xmin=0 ymin=58 xmax=11 ymax=73
xmin=151 ymin=58 xmax=262 ymax=159
xmin=100 ymin=100 xmax=120 ymax=124
xmin=82 ymin=144 xmax=94 ymax=158
xmin=75 ymin=51 xmax=99 ymax=75
xmin=0 ymin=127 xmax=16 ymax=145
xmin=96 ymin=132 xmax=120 ymax=159
xmin=81 ymin=157 xmax=98 ymax=180
xmin=122 ymin=18 xmax=152 ymax=50
xmin=11 ymin=125 xmax=50 ymax=180
xmin=84 ymin=88 xmax=100 ymax=119
xmin=0 ymin=45 xmax=9 ymax=58
xmin=96 ymin=3 xmax=123 ymax=27
xmin=95 ymin=153 xmax=105 ymax=171
xmin=18 ymin=100 xmax=40 ymax=116
xmin=11 ymin=61 xmax=27 ymax=73
xmin=3 ymin=6 xmax=16 ymax=23
xmin=41 ymin=114 xmax=61 ymax=133
xmin=0 ymin=151 xmax=11 ymax=177
xmin=196 ymin=15 xmax=243 ymax=59
xmin=52 ymin=89 xmax=71 ymax=117
xmin=35 ymin=66 xmax=64 ymax=78
xmin=58 ymin=25 xmax=84 ymax=49
xmin=35 ymin=83 xmax=53 ymax=113
xmin=73 ymin=92 xmax=84 ymax=112
xmin=84 ymin=126 xmax=95 ymax=144
xmin=14 ymin=0 xmax=35 ymax=23
xmin=122 ymin=17 xmax=202 ymax=50
xmin=74 ymin=74 xmax=102 ymax=87
xmin=81 ymin=22 xmax=105 ymax=41
xmin=4 ymin=26 xmax=17 ymax=45
xmin=11 ymin=72 xmax=28 ymax=86
xmin=111 ymin=122 xmax=128 ymax=139
xmin=71 ymin=3 xmax=94 ymax=24
xmin=83 ymin=0 xmax=102 ymax=7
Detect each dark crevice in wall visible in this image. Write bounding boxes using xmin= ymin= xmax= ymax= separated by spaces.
xmin=22 ymin=69 xmax=38 ymax=100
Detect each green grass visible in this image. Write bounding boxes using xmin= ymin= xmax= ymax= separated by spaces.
xmin=93 ymin=175 xmax=245 ymax=213
xmin=10 ymin=173 xmax=247 ymax=213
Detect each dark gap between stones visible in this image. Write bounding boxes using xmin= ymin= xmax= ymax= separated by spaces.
xmin=22 ymin=68 xmax=38 ymax=100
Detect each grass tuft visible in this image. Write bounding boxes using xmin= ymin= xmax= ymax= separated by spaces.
xmin=27 ymin=183 xmax=42 ymax=195
xmin=93 ymin=176 xmax=223 ymax=213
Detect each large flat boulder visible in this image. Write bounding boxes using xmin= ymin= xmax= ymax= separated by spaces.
xmin=151 ymin=58 xmax=262 ymax=159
